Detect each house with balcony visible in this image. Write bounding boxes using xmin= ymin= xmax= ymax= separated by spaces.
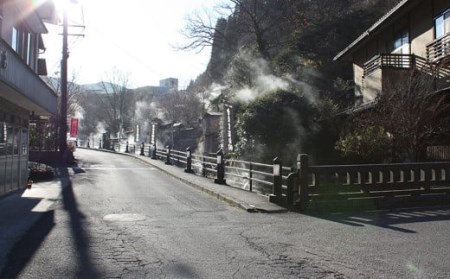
xmin=335 ymin=0 xmax=450 ymax=108
xmin=0 ymin=0 xmax=57 ymax=196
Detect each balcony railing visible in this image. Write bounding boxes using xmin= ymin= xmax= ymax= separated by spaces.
xmin=0 ymin=38 xmax=57 ymax=115
xmin=427 ymin=33 xmax=450 ymax=63
xmin=363 ymin=54 xmax=413 ymax=76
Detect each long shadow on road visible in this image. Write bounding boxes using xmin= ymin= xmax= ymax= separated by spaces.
xmin=0 ymin=211 xmax=54 ymax=278
xmin=305 ymin=205 xmax=450 ymax=233
xmin=59 ymin=164 xmax=100 ymax=278
xmin=0 ymin=163 xmax=99 ymax=278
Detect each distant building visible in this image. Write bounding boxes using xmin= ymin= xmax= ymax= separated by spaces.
xmin=159 ymin=78 xmax=178 ymax=91
xmin=0 ymin=0 xmax=57 ymax=196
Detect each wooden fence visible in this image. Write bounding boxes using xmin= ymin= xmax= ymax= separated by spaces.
xmin=148 ymin=145 xmax=294 ymax=197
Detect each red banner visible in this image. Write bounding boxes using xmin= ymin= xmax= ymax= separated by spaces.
xmin=70 ymin=118 xmax=79 ymax=138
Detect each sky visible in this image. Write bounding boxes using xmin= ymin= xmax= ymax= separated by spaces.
xmin=42 ymin=0 xmax=227 ymax=89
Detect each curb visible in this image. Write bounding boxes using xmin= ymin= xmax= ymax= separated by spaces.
xmin=133 ymin=155 xmax=262 ymax=212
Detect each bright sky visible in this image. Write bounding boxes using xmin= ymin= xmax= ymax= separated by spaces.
xmin=42 ymin=0 xmax=227 ymax=89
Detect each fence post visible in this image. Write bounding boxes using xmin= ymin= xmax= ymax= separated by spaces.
xmin=185 ymin=147 xmax=194 ymax=173
xmin=165 ymin=145 xmax=172 ymax=165
xmin=202 ymin=155 xmax=206 ymax=177
xmin=298 ymin=154 xmax=309 ymax=210
xmin=214 ymin=149 xmax=226 ymax=185
xmin=140 ymin=142 xmax=145 ymax=156
xmin=286 ymin=168 xmax=298 ymax=205
xmin=249 ymin=162 xmax=253 ymax=192
xmin=125 ymin=141 xmax=129 ymax=153
xmin=148 ymin=144 xmax=152 ymax=158
xmin=151 ymin=143 xmax=157 ymax=159
xmin=269 ymin=157 xmax=283 ymax=203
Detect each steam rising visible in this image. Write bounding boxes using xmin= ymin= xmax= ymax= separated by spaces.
xmin=225 ymin=50 xmax=319 ymax=104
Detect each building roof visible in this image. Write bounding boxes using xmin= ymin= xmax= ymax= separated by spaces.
xmin=334 ymin=0 xmax=422 ymax=61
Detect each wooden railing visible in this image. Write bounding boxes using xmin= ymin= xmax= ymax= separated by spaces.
xmin=363 ymin=54 xmax=413 ymax=76
xmin=144 ymin=145 xmax=294 ymax=195
xmin=427 ymin=33 xmax=450 ymax=63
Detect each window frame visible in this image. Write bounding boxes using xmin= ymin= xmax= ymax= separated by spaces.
xmin=434 ymin=9 xmax=450 ymax=39
xmin=392 ymin=29 xmax=410 ymax=54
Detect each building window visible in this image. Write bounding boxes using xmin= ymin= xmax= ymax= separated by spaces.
xmin=393 ymin=30 xmax=409 ymax=54
xmin=11 ymin=27 xmax=18 ymax=52
xmin=435 ymin=9 xmax=450 ymax=39
xmin=0 ymin=122 xmax=5 ymax=157
xmin=26 ymin=33 xmax=32 ymax=65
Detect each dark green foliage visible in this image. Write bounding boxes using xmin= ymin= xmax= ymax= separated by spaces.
xmin=236 ymin=90 xmax=315 ymax=163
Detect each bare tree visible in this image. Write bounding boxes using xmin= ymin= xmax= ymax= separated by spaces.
xmin=44 ymin=73 xmax=84 ymax=118
xmin=158 ymin=90 xmax=202 ymax=127
xmin=98 ymin=68 xmax=133 ymax=139
xmin=180 ymin=0 xmax=294 ymax=59
xmin=337 ymin=69 xmax=450 ymax=162
xmin=180 ymin=10 xmax=228 ymax=52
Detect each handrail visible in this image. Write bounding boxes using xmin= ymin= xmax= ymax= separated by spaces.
xmin=363 ymin=54 xmax=413 ymax=76
xmin=427 ymin=33 xmax=450 ymax=63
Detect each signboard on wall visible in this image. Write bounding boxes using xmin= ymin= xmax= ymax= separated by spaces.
xmin=70 ymin=118 xmax=78 ymax=138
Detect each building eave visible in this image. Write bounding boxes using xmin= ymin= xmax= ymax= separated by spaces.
xmin=334 ymin=0 xmax=422 ymax=61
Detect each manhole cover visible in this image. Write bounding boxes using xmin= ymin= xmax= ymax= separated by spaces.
xmin=103 ymin=213 xmax=146 ymax=222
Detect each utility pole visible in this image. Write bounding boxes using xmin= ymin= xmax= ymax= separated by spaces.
xmin=59 ymin=8 xmax=68 ymax=163
xmin=58 ymin=1 xmax=84 ymax=163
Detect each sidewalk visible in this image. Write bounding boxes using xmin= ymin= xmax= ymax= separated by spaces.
xmin=126 ymin=152 xmax=288 ymax=213
xmin=0 ymin=178 xmax=62 ymax=272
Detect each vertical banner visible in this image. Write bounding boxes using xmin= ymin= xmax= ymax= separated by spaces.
xmin=70 ymin=118 xmax=79 ymax=138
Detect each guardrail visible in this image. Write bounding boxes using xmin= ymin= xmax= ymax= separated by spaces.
xmin=143 ymin=145 xmax=297 ymax=200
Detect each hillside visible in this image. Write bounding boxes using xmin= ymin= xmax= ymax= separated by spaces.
xmin=187 ymin=0 xmax=400 ymax=107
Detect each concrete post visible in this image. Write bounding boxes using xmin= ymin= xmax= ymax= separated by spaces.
xmin=298 ymin=154 xmax=309 ymax=210
xmin=184 ymin=147 xmax=194 ymax=173
xmin=269 ymin=157 xmax=283 ymax=203
xmin=286 ymin=168 xmax=298 ymax=205
xmin=249 ymin=162 xmax=253 ymax=192
xmin=214 ymin=149 xmax=226 ymax=185
xmin=165 ymin=145 xmax=172 ymax=165
xmin=151 ymin=144 xmax=157 ymax=159
xmin=140 ymin=142 xmax=145 ymax=156
xmin=202 ymin=156 xmax=206 ymax=177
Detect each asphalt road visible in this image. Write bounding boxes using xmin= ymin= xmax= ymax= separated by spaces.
xmin=2 ymin=149 xmax=450 ymax=278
